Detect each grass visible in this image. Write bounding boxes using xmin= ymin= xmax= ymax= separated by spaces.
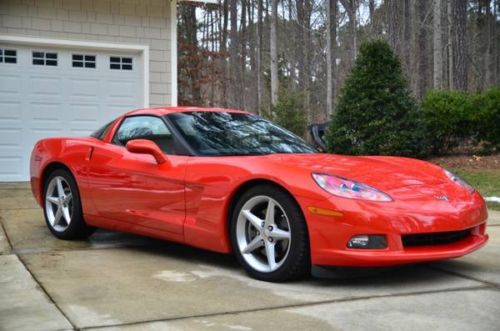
xmin=453 ymin=169 xmax=500 ymax=211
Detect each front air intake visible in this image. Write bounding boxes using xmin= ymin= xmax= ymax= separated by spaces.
xmin=402 ymin=229 xmax=471 ymax=247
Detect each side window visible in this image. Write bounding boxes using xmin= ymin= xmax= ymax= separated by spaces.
xmin=90 ymin=120 xmax=114 ymax=140
xmin=113 ymin=116 xmax=180 ymax=155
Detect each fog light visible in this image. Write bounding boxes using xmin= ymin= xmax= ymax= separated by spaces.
xmin=347 ymin=235 xmax=387 ymax=249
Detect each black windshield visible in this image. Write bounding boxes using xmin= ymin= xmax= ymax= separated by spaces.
xmin=166 ymin=112 xmax=316 ymax=156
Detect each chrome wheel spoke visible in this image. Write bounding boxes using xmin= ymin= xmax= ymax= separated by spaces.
xmin=242 ymin=209 xmax=263 ymax=231
xmin=242 ymin=236 xmax=263 ymax=254
xmin=47 ymin=196 xmax=59 ymax=205
xmin=264 ymin=199 xmax=275 ymax=225
xmin=61 ymin=205 xmax=71 ymax=224
xmin=53 ymin=206 xmax=63 ymax=226
xmin=264 ymin=241 xmax=277 ymax=271
xmin=270 ymin=228 xmax=290 ymax=240
xmin=64 ymin=193 xmax=72 ymax=204
xmin=56 ymin=177 xmax=65 ymax=198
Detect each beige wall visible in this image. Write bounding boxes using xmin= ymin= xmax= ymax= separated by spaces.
xmin=0 ymin=0 xmax=173 ymax=107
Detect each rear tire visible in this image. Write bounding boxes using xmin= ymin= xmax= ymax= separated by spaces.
xmin=43 ymin=169 xmax=95 ymax=240
xmin=230 ymin=185 xmax=311 ymax=282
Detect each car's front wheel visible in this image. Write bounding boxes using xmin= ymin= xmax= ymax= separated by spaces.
xmin=230 ymin=185 xmax=310 ymax=282
xmin=43 ymin=169 xmax=94 ymax=240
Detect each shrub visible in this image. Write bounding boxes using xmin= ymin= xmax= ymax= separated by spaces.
xmin=421 ymin=87 xmax=500 ymax=154
xmin=266 ymin=91 xmax=308 ymax=137
xmin=324 ymin=40 xmax=427 ymax=157
xmin=475 ymin=87 xmax=500 ymax=150
xmin=421 ymin=90 xmax=474 ymax=153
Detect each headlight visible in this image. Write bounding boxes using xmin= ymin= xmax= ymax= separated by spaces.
xmin=444 ymin=169 xmax=475 ymax=193
xmin=312 ymin=173 xmax=392 ymax=202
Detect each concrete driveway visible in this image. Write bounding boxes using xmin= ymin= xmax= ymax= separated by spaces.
xmin=1 ymin=183 xmax=499 ymax=331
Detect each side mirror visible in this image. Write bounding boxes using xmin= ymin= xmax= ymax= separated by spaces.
xmin=125 ymin=139 xmax=168 ymax=165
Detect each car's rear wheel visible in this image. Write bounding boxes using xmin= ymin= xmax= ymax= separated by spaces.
xmin=43 ymin=169 xmax=94 ymax=240
xmin=230 ymin=185 xmax=310 ymax=282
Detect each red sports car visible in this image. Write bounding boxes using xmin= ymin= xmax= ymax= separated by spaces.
xmin=30 ymin=107 xmax=488 ymax=282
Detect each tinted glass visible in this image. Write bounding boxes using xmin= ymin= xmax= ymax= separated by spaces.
xmin=90 ymin=120 xmax=114 ymax=140
xmin=167 ymin=112 xmax=316 ymax=156
xmin=114 ymin=116 xmax=183 ymax=155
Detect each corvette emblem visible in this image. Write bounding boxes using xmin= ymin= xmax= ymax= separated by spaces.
xmin=435 ymin=195 xmax=449 ymax=201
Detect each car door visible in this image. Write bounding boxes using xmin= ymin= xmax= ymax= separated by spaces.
xmin=87 ymin=115 xmax=188 ymax=236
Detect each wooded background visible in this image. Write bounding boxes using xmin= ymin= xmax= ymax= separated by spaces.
xmin=177 ymin=0 xmax=499 ymax=124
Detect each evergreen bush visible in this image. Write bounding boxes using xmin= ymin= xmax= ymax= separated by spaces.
xmin=324 ymin=40 xmax=427 ymax=157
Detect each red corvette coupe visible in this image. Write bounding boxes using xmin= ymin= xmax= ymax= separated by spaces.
xmin=30 ymin=107 xmax=488 ymax=282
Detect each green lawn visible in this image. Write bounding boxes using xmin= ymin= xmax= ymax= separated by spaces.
xmin=453 ymin=169 xmax=500 ymax=211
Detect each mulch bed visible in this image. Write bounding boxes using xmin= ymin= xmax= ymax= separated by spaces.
xmin=428 ymin=154 xmax=500 ymax=171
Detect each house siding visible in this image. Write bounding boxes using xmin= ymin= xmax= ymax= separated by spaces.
xmin=0 ymin=0 xmax=173 ymax=106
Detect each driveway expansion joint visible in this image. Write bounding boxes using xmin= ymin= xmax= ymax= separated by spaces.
xmin=427 ymin=264 xmax=499 ymax=289
xmin=0 ymin=217 xmax=13 ymax=252
xmin=15 ymin=250 xmax=78 ymax=330
xmin=79 ymin=285 xmax=490 ymax=330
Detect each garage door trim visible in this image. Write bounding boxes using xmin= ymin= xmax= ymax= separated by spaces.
xmin=0 ymin=34 xmax=150 ymax=107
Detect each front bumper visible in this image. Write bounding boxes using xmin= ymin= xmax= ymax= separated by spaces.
xmin=313 ymin=228 xmax=488 ymax=266
xmin=301 ymin=191 xmax=489 ymax=267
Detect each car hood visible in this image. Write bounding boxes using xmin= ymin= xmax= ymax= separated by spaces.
xmin=273 ymin=153 xmax=447 ymax=191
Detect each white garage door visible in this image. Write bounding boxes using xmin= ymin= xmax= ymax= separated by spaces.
xmin=0 ymin=43 xmax=144 ymax=181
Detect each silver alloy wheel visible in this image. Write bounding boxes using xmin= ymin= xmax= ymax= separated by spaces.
xmin=45 ymin=176 xmax=73 ymax=232
xmin=236 ymin=195 xmax=292 ymax=273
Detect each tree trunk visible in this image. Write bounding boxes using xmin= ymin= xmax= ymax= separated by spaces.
xmin=270 ymin=0 xmax=279 ymax=106
xmin=257 ymin=0 xmax=263 ymax=114
xmin=433 ymin=0 xmax=444 ymax=89
xmin=447 ymin=0 xmax=454 ymax=89
xmin=415 ymin=0 xmax=430 ymax=98
xmin=387 ymin=0 xmax=401 ymax=55
xmin=296 ymin=0 xmax=306 ymax=90
xmin=304 ymin=0 xmax=313 ymax=123
xmin=486 ymin=0 xmax=497 ymax=86
xmin=369 ymin=0 xmax=376 ymax=36
xmin=451 ymin=0 xmax=468 ymax=91
xmin=403 ymin=0 xmax=413 ymax=75
xmin=221 ymin=0 xmax=229 ymax=107
xmin=326 ymin=0 xmax=337 ymax=118
xmin=240 ymin=0 xmax=247 ymax=109
xmin=229 ymin=0 xmax=239 ymax=107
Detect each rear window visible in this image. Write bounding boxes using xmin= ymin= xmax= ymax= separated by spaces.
xmin=90 ymin=120 xmax=114 ymax=140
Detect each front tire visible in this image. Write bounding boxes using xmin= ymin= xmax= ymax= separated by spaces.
xmin=230 ymin=185 xmax=311 ymax=282
xmin=43 ymin=169 xmax=94 ymax=240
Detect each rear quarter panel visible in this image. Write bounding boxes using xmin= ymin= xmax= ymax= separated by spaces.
xmin=30 ymin=137 xmax=101 ymax=214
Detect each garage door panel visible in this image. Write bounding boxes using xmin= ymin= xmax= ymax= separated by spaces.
xmin=0 ymin=156 xmax=23 ymax=181
xmin=0 ymin=101 xmax=22 ymax=122
xmin=0 ymin=44 xmax=144 ymax=181
xmin=0 ymin=126 xmax=23 ymax=144
xmin=0 ymin=74 xmax=22 ymax=96
xmin=30 ymin=102 xmax=64 ymax=121
xmin=106 ymin=80 xmax=139 ymax=99
xmin=68 ymin=103 xmax=100 ymax=120
xmin=29 ymin=76 xmax=63 ymax=98
xmin=68 ymin=78 xmax=100 ymax=98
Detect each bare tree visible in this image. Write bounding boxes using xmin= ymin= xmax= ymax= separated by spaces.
xmin=369 ymin=0 xmax=376 ymax=35
xmin=257 ymin=0 xmax=263 ymax=114
xmin=271 ymin=0 xmax=279 ymax=106
xmin=326 ymin=0 xmax=337 ymax=117
xmin=340 ymin=0 xmax=358 ymax=62
xmin=433 ymin=0 xmax=444 ymax=89
xmin=451 ymin=0 xmax=468 ymax=90
xmin=229 ymin=0 xmax=240 ymax=107
xmin=387 ymin=0 xmax=401 ymax=55
xmin=486 ymin=0 xmax=497 ymax=85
